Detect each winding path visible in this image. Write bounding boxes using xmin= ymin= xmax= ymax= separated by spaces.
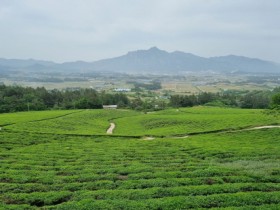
xmin=141 ymin=125 xmax=280 ymax=140
xmin=106 ymin=123 xmax=115 ymax=134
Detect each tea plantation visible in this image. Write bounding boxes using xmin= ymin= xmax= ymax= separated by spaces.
xmin=0 ymin=107 xmax=280 ymax=209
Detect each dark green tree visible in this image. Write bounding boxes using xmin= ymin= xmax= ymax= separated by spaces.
xmin=271 ymin=93 xmax=280 ymax=109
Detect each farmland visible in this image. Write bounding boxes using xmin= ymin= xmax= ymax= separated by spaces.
xmin=1 ymin=71 xmax=280 ymax=98
xmin=1 ymin=107 xmax=280 ymax=209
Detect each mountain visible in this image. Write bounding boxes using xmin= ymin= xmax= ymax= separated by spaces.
xmin=0 ymin=47 xmax=279 ymax=74
xmin=0 ymin=58 xmax=57 ymax=73
xmin=91 ymin=47 xmax=208 ymax=73
xmin=209 ymin=55 xmax=280 ymax=73
xmin=0 ymin=58 xmax=55 ymax=68
xmin=89 ymin=47 xmax=280 ymax=73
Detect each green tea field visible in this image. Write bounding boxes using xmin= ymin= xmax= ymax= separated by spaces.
xmin=1 ymin=107 xmax=280 ymax=209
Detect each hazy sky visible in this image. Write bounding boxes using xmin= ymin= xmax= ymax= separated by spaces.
xmin=1 ymin=0 xmax=279 ymax=63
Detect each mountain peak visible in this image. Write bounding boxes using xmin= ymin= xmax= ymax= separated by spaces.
xmin=146 ymin=47 xmax=168 ymax=55
xmin=148 ymin=46 xmax=160 ymax=51
xmin=126 ymin=46 xmax=167 ymax=56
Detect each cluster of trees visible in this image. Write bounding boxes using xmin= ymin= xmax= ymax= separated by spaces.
xmin=0 ymin=85 xmax=129 ymax=113
xmin=170 ymin=89 xmax=280 ymax=109
xmin=131 ymin=81 xmax=162 ymax=91
xmin=1 ymin=84 xmax=280 ymax=113
xmin=272 ymin=92 xmax=280 ymax=109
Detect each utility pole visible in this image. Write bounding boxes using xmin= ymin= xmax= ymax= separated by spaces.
xmin=27 ymin=102 xmax=30 ymax=112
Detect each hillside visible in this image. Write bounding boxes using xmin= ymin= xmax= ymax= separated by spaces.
xmin=1 ymin=107 xmax=280 ymax=209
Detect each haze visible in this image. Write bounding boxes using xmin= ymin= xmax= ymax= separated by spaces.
xmin=0 ymin=0 xmax=279 ymax=63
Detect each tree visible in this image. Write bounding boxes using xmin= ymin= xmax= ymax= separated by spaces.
xmin=271 ymin=93 xmax=280 ymax=109
xmin=241 ymin=91 xmax=270 ymax=109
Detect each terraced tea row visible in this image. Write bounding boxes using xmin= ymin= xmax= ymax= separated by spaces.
xmin=1 ymin=128 xmax=280 ymax=209
xmin=0 ymin=110 xmax=81 ymax=126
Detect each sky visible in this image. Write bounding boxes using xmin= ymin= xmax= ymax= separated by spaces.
xmin=0 ymin=0 xmax=280 ymax=63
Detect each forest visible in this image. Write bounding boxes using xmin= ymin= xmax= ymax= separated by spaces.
xmin=169 ymin=88 xmax=280 ymax=109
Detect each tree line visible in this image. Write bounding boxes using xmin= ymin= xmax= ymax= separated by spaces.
xmin=0 ymin=85 xmax=129 ymax=113
xmin=0 ymin=84 xmax=280 ymax=113
xmin=169 ymin=88 xmax=280 ymax=109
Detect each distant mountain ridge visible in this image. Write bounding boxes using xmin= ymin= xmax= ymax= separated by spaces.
xmin=1 ymin=47 xmax=279 ymax=74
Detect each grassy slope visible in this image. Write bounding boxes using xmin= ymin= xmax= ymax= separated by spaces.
xmin=0 ymin=110 xmax=80 ymax=126
xmin=3 ymin=109 xmax=140 ymax=135
xmin=3 ymin=107 xmax=280 ymax=137
xmin=0 ymin=107 xmax=280 ymax=209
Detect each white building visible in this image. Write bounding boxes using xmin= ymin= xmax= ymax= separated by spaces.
xmin=103 ymin=105 xmax=118 ymax=109
xmin=114 ymin=88 xmax=131 ymax=92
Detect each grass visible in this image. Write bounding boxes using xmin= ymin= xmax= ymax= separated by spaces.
xmin=0 ymin=107 xmax=280 ymax=209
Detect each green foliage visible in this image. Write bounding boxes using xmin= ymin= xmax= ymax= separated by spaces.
xmin=170 ymin=89 xmax=275 ymax=109
xmin=240 ymin=91 xmax=271 ymax=109
xmin=0 ymin=85 xmax=130 ymax=113
xmin=271 ymin=93 xmax=280 ymax=109
xmin=131 ymin=80 xmax=162 ymax=91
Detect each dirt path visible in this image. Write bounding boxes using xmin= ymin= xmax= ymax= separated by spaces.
xmin=172 ymin=135 xmax=189 ymax=139
xmin=142 ymin=136 xmax=155 ymax=140
xmin=106 ymin=123 xmax=115 ymax=134
xmin=163 ymin=125 xmax=280 ymax=140
xmin=244 ymin=125 xmax=280 ymax=130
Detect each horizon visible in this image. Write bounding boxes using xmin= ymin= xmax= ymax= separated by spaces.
xmin=0 ymin=1 xmax=279 ymax=63
xmin=0 ymin=46 xmax=279 ymax=64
